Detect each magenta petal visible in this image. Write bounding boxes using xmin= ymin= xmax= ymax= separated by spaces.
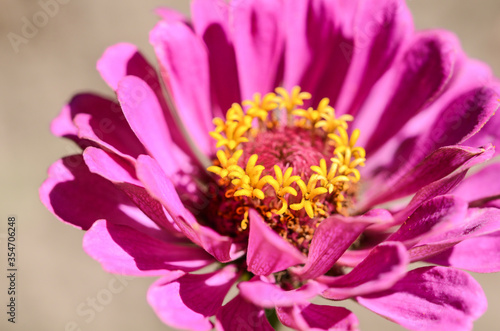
xmin=136 ymin=155 xmax=240 ymax=263
xmin=191 ymin=0 xmax=241 ymax=114
xmin=247 ymin=210 xmax=306 ymax=276
xmin=39 ymin=155 xmax=161 ymax=238
xmin=148 ymin=266 xmax=238 ymax=331
xmin=364 ymin=31 xmax=457 ymax=154
xmin=339 ymin=0 xmax=413 ymax=116
xmin=284 ymin=0 xmax=352 ymax=106
xmin=59 ymin=93 xmax=146 ymax=159
xmin=410 ymin=85 xmax=500 ymax=164
xmin=277 ymin=304 xmax=359 ymax=331
xmin=321 ymin=242 xmax=408 ymax=300
xmin=215 ymin=294 xmax=274 ymax=331
xmin=96 ymin=43 xmax=193 ymax=155
xmin=427 ymin=231 xmax=500 ymax=273
xmin=117 ymin=75 xmax=192 ymax=177
xmin=363 ymin=144 xmax=494 ymax=208
xmin=150 ymin=21 xmax=214 ymax=156
xmin=452 ymin=163 xmax=500 ymax=205
xmin=410 ymin=207 xmax=500 ymax=261
xmin=233 ymin=0 xmax=284 ymax=100
xmin=83 ymin=220 xmax=213 ymax=275
xmin=239 ymin=279 xmax=326 ymax=308
xmin=83 ymin=147 xmax=184 ymax=237
xmin=296 ymin=215 xmax=373 ymax=280
xmin=358 ymin=266 xmax=487 ymax=331
xmin=388 ymin=195 xmax=467 ymax=247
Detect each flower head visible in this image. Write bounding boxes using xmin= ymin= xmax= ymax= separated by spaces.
xmin=41 ymin=0 xmax=500 ymax=330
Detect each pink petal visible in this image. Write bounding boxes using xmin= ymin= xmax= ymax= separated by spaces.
xmin=83 ymin=147 xmax=184 ymax=237
xmin=283 ymin=0 xmax=352 ymax=106
xmin=215 ymin=294 xmax=274 ymax=331
xmin=247 ymin=210 xmax=306 ymax=276
xmin=427 ymin=230 xmax=500 ymax=273
xmin=388 ymin=195 xmax=468 ymax=247
xmin=409 ymin=85 xmax=500 ymax=165
xmin=362 ymin=30 xmax=457 ymax=154
xmin=117 ymin=75 xmax=193 ymax=177
xmin=83 ymin=220 xmax=213 ymax=275
xmin=238 ymin=279 xmax=326 ymax=308
xmin=358 ymin=266 xmax=487 ymax=331
xmin=321 ymin=242 xmax=408 ymax=300
xmin=338 ymin=0 xmax=413 ymax=117
xmin=410 ymin=207 xmax=500 ymax=261
xmin=136 ymin=155 xmax=241 ymax=263
xmin=452 ymin=163 xmax=500 ymax=205
xmin=96 ymin=43 xmax=193 ymax=157
xmin=191 ymin=0 xmax=241 ymax=114
xmin=233 ymin=0 xmax=284 ymax=100
xmin=39 ymin=156 xmax=162 ymax=238
xmin=150 ymin=21 xmax=214 ymax=156
xmin=276 ymin=304 xmax=359 ymax=331
xmin=148 ymin=266 xmax=238 ymax=331
xmin=295 ymin=215 xmax=376 ymax=280
xmin=362 ymin=144 xmax=494 ymax=209
xmin=57 ymin=93 xmax=146 ymax=160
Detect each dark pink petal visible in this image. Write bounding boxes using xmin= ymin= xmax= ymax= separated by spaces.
xmin=96 ymin=43 xmax=193 ymax=155
xmin=363 ymin=31 xmax=457 ymax=154
xmin=295 ymin=215 xmax=375 ymax=280
xmin=215 ymin=294 xmax=274 ymax=331
xmin=452 ymin=163 xmax=500 ymax=205
xmin=117 ymin=75 xmax=193 ymax=177
xmin=338 ymin=0 xmax=413 ymax=116
xmin=191 ymin=0 xmax=241 ymax=114
xmin=388 ymin=196 xmax=468 ymax=247
xmin=83 ymin=146 xmax=139 ymax=185
xmin=389 ymin=171 xmax=467 ymax=228
xmin=321 ymin=242 xmax=408 ymax=300
xmin=83 ymin=220 xmax=213 ymax=275
xmin=276 ymin=304 xmax=359 ymax=331
xmin=284 ymin=0 xmax=352 ymax=106
xmin=247 ymin=210 xmax=306 ymax=276
xmin=358 ymin=266 xmax=487 ymax=331
xmin=148 ymin=266 xmax=238 ymax=331
xmin=233 ymin=0 xmax=284 ymax=100
xmin=427 ymin=231 xmax=500 ymax=273
xmin=238 ymin=279 xmax=326 ymax=308
xmin=83 ymin=147 xmax=184 ymax=237
xmin=39 ymin=156 xmax=162 ymax=238
xmin=362 ymin=144 xmax=494 ymax=209
xmin=56 ymin=93 xmax=146 ymax=159
xmin=150 ymin=21 xmax=214 ymax=156
xmin=466 ymin=101 xmax=500 ymax=156
xmin=136 ymin=155 xmax=241 ymax=263
xmin=409 ymin=85 xmax=500 ymax=165
xmin=410 ymin=207 xmax=500 ymax=261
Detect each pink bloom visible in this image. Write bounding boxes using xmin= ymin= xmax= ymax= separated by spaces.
xmin=40 ymin=0 xmax=500 ymax=330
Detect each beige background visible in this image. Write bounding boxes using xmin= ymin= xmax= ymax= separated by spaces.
xmin=1 ymin=0 xmax=499 ymax=330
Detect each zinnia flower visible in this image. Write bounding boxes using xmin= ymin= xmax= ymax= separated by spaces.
xmin=40 ymin=0 xmax=500 ymax=330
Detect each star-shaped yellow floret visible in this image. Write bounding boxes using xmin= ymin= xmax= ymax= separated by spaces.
xmin=243 ymin=92 xmax=280 ymax=122
xmin=275 ymin=86 xmax=312 ymax=114
xmin=290 ymin=175 xmax=328 ymax=218
xmin=315 ymin=98 xmax=353 ymax=134
xmin=262 ymin=166 xmax=300 ymax=214
xmin=229 ymin=154 xmax=269 ymax=200
xmin=311 ymin=159 xmax=350 ymax=194
xmin=207 ymin=150 xmax=244 ymax=178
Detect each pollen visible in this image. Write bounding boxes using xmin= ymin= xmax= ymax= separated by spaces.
xmin=206 ymin=86 xmax=366 ymax=251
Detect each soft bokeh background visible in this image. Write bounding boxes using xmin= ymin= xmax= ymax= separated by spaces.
xmin=1 ymin=0 xmax=499 ymax=330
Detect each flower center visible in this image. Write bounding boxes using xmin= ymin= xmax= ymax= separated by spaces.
xmin=206 ymin=87 xmax=366 ymax=252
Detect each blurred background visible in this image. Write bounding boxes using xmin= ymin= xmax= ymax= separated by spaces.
xmin=1 ymin=0 xmax=499 ymax=330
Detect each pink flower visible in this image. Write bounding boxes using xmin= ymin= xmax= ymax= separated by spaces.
xmin=40 ymin=0 xmax=500 ymax=330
